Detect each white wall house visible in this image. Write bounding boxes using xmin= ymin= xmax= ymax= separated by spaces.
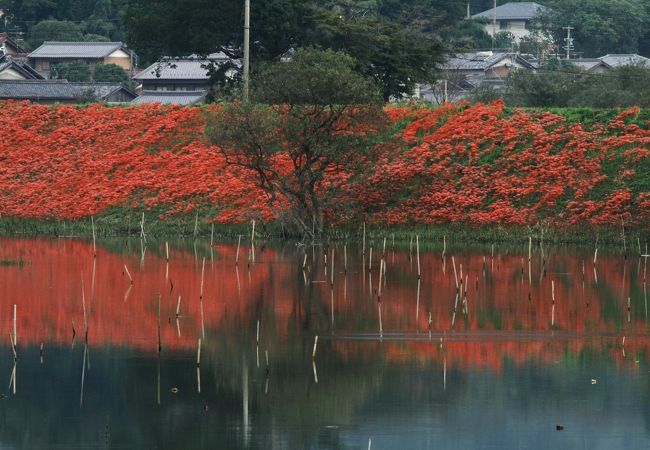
xmin=472 ymin=2 xmax=548 ymax=42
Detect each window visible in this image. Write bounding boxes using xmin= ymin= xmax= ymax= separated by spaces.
xmin=500 ymin=21 xmax=510 ymax=30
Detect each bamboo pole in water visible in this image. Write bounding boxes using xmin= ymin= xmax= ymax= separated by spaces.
xmin=200 ymin=257 xmax=206 ymax=300
xmin=312 ymin=335 xmax=318 ymax=359
xmin=362 ymin=222 xmax=366 ymax=256
xmin=368 ymin=247 xmax=373 ymax=272
xmin=452 ymin=256 xmax=459 ymax=292
xmin=416 ymin=236 xmax=421 ymax=279
xmin=91 ymin=216 xmax=96 ymax=257
xmin=81 ymin=273 xmax=88 ymax=341
xmin=13 ymin=304 xmax=16 ymax=347
xmin=256 ymin=320 xmax=260 ymax=345
xmin=236 ymin=235 xmax=242 ymax=265
xmin=157 ymin=292 xmax=162 ymax=353
xmin=9 ymin=331 xmax=16 ymax=361
xmin=250 ymin=220 xmax=256 ymax=263
xmin=176 ymin=296 xmax=181 ymax=318
xmin=344 ymin=244 xmax=347 ymax=275
xmin=196 ymin=338 xmax=201 ymax=366
xmin=124 ymin=264 xmax=133 ymax=284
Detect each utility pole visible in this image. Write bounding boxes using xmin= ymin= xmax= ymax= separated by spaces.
xmin=243 ymin=0 xmax=250 ymax=103
xmin=491 ymin=0 xmax=497 ymax=49
xmin=466 ymin=2 xmax=470 ymax=19
xmin=562 ymin=26 xmax=574 ymax=60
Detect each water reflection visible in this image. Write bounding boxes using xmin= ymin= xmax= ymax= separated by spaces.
xmin=0 ymin=237 xmax=648 ymax=448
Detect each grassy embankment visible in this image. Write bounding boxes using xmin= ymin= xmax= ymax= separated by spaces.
xmin=0 ymin=101 xmax=647 ymax=245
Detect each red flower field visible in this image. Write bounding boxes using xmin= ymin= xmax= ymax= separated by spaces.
xmin=0 ymin=100 xmax=647 ymax=229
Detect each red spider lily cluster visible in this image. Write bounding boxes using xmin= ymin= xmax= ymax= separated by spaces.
xmin=0 ymin=100 xmax=647 ymax=228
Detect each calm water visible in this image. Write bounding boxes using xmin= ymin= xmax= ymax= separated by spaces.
xmin=0 ymin=237 xmax=648 ymax=449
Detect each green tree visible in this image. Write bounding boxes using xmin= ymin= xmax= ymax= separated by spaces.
xmin=205 ymin=48 xmax=387 ymax=236
xmin=538 ymin=0 xmax=648 ymax=57
xmin=305 ymin=5 xmax=444 ymax=100
xmin=51 ymin=59 xmax=91 ymax=81
xmin=93 ymin=62 xmax=129 ymax=82
xmin=27 ymin=20 xmax=84 ymax=48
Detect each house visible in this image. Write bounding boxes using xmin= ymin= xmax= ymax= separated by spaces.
xmin=70 ymin=82 xmax=137 ymax=103
xmin=565 ymin=54 xmax=650 ymax=72
xmin=0 ymin=79 xmax=81 ymax=103
xmin=0 ymin=32 xmax=28 ymax=59
xmin=131 ymin=90 xmax=207 ymax=105
xmin=133 ymin=52 xmax=238 ymax=92
xmin=472 ymin=2 xmax=548 ymax=41
xmin=0 ymin=79 xmax=136 ymax=103
xmin=598 ymin=54 xmax=650 ymax=68
xmin=0 ymin=55 xmax=44 ymax=80
xmin=131 ymin=52 xmax=238 ymax=104
xmin=418 ymin=50 xmax=537 ymax=103
xmin=565 ymin=58 xmax=611 ymax=73
xmin=28 ymin=41 xmax=135 ymax=79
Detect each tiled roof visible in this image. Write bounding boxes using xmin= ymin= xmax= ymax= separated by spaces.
xmin=567 ymin=59 xmax=610 ymax=71
xmin=135 ymin=60 xmax=211 ymax=80
xmin=0 ymin=56 xmax=44 ymax=79
xmin=70 ymin=82 xmax=136 ymax=100
xmin=134 ymin=55 xmax=240 ymax=81
xmin=0 ymin=79 xmax=79 ymax=100
xmin=472 ymin=2 xmax=547 ymax=20
xmin=29 ymin=42 xmax=127 ymax=59
xmin=131 ymin=90 xmax=207 ymax=105
xmin=442 ymin=51 xmax=535 ymax=71
xmin=598 ymin=54 xmax=650 ymax=68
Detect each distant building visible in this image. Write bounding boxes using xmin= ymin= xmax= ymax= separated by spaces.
xmin=0 ymin=55 xmax=44 ymax=80
xmin=566 ymin=54 xmax=650 ymax=72
xmin=472 ymin=2 xmax=548 ymax=41
xmin=0 ymin=79 xmax=136 ymax=103
xmin=597 ymin=54 xmax=650 ymax=68
xmin=0 ymin=32 xmax=28 ymax=59
xmin=28 ymin=41 xmax=135 ymax=79
xmin=132 ymin=52 xmax=239 ymax=104
xmin=131 ymin=90 xmax=207 ymax=105
xmin=418 ymin=50 xmax=537 ymax=103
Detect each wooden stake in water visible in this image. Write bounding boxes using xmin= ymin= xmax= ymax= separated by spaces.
xmin=200 ymin=257 xmax=206 ymax=300
xmin=13 ymin=304 xmax=16 ymax=348
xmin=81 ymin=273 xmax=88 ymax=341
xmin=236 ymin=235 xmax=242 ymax=265
xmin=140 ymin=211 xmax=146 ymax=243
xmin=594 ymin=246 xmax=598 ymax=266
xmin=124 ymin=264 xmax=133 ymax=284
xmin=344 ymin=244 xmax=347 ymax=275
xmin=157 ymin=292 xmax=162 ymax=353
xmin=362 ymin=222 xmax=366 ymax=256
xmin=250 ymin=220 xmax=256 ymax=263
xmin=193 ymin=212 xmax=199 ymax=238
xmin=452 ymin=256 xmax=459 ymax=292
xmin=416 ymin=235 xmax=421 ymax=279
xmin=330 ymin=248 xmax=335 ymax=287
xmin=415 ymin=278 xmax=421 ymax=323
xmin=210 ymin=223 xmax=214 ymax=246
xmin=377 ymin=259 xmax=384 ymax=298
xmin=378 ymin=303 xmax=383 ymax=339
xmin=9 ymin=331 xmax=16 ymax=361
xmin=176 ymin=296 xmax=181 ymax=318
xmin=528 ymin=237 xmax=532 ymax=261
xmin=256 ymin=320 xmax=260 ymax=345
xmin=91 ymin=216 xmax=96 ymax=257
xmin=368 ymin=247 xmax=373 ymax=272
xmin=442 ymin=235 xmax=446 ymax=259
xmin=312 ymin=335 xmax=318 ymax=359
xmin=165 ymin=241 xmax=169 ymax=261
xmin=196 ymin=338 xmax=201 ymax=366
